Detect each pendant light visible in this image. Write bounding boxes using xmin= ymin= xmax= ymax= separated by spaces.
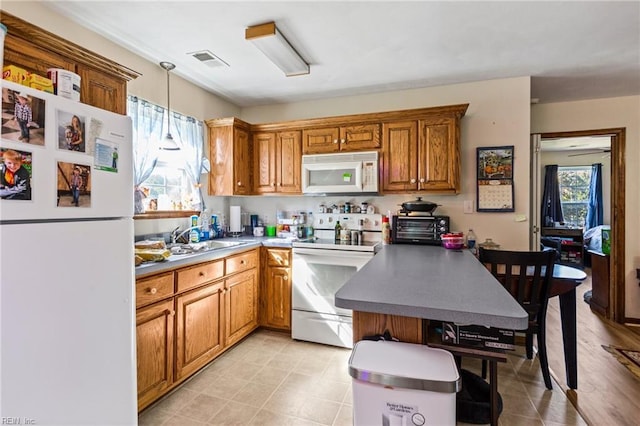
xmin=159 ymin=61 xmax=179 ymax=150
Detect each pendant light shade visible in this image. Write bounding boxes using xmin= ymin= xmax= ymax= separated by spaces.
xmin=159 ymin=61 xmax=179 ymax=151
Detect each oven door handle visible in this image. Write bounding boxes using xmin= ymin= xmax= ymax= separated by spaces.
xmin=293 ymin=247 xmax=375 ymax=258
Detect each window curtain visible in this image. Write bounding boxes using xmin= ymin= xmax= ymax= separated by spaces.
xmin=127 ymin=96 xmax=164 ymax=213
xmin=171 ymin=112 xmax=205 ymax=211
xmin=585 ymin=163 xmax=603 ymax=229
xmin=541 ymin=164 xmax=564 ymax=227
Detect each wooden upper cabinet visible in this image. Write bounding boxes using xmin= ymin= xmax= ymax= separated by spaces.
xmin=418 ymin=116 xmax=460 ymax=192
xmin=302 ymin=124 xmax=380 ymax=154
xmin=381 ymin=105 xmax=467 ymax=194
xmin=302 ymin=127 xmax=340 ymax=154
xmin=277 ymin=131 xmax=302 ymax=193
xmin=77 ymin=65 xmax=127 ymax=115
xmin=253 ymin=132 xmax=277 ymax=194
xmin=253 ymin=131 xmax=301 ymax=194
xmin=382 ymin=121 xmax=419 ymax=192
xmin=207 ymin=118 xmax=252 ymax=196
xmin=1 ymin=12 xmax=140 ymax=114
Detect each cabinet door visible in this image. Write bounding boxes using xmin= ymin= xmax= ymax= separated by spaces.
xmin=277 ymin=131 xmax=302 ymax=193
xmin=233 ymin=127 xmax=252 ymax=195
xmin=302 ymin=127 xmax=340 ymax=154
xmin=418 ymin=117 xmax=459 ymax=192
xmin=175 ymin=281 xmax=225 ymax=380
xmin=340 ymin=124 xmax=381 ymax=152
xmin=381 ymin=121 xmax=418 ymax=192
xmin=253 ymin=132 xmax=277 ymax=194
xmin=76 ymin=65 xmax=127 ymax=115
xmin=225 ymin=269 xmax=259 ymax=347
xmin=209 ymin=124 xmax=251 ymax=195
xmin=263 ymin=266 xmax=292 ymax=330
xmin=136 ymin=299 xmax=174 ymax=411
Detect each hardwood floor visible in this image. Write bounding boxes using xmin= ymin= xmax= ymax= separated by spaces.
xmin=545 ymin=270 xmax=640 ymax=426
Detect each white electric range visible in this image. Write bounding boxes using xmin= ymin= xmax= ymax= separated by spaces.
xmin=291 ymin=213 xmax=382 ymax=348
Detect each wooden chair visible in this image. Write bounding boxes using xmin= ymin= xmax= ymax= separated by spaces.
xmin=478 ymin=247 xmax=556 ymax=389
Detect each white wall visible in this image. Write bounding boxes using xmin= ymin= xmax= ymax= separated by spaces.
xmin=532 ymin=95 xmax=640 ymax=319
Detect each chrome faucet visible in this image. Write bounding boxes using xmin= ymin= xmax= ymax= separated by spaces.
xmin=171 ymin=226 xmax=202 ymax=244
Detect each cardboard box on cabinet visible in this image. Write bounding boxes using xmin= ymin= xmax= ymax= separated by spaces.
xmin=3 ymin=65 xmax=28 ymax=84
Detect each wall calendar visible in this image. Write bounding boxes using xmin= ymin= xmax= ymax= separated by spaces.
xmin=476 ymin=146 xmax=515 ymax=212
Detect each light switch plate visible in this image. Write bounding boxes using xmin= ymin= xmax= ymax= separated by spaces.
xmin=514 ymin=214 xmax=527 ymax=222
xmin=463 ymin=200 xmax=473 ymax=214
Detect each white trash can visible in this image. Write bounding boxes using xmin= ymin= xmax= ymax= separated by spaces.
xmin=349 ymin=340 xmax=460 ymax=426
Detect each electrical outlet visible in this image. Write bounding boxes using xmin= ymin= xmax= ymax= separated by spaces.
xmin=463 ymin=200 xmax=473 ymax=214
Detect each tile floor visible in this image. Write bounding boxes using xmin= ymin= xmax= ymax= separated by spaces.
xmin=138 ymin=329 xmax=587 ymax=425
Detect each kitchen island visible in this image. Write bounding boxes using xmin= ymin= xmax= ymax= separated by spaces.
xmin=335 ymin=244 xmax=528 ymax=333
xmin=335 ymin=244 xmax=529 ymax=426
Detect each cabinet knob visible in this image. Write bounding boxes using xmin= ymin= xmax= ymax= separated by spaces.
xmin=410 ymin=178 xmax=416 ymax=184
xmin=283 ymin=276 xmax=288 ymax=281
xmin=240 ymin=260 xmax=246 ymax=265
xmin=333 ymin=139 xmax=339 ymax=144
xmin=278 ymin=183 xmax=282 ymax=186
xmin=341 ymin=138 xmax=346 ymax=144
xmin=199 ymin=272 xmax=205 ymax=277
xmin=419 ymin=178 xmax=425 ymax=183
xmin=237 ymin=181 xmax=242 ymax=186
xmin=272 ymin=182 xmax=276 ymax=186
xmin=149 ymin=287 xmax=157 ymax=294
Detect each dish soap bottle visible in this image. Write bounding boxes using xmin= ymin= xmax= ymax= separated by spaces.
xmin=466 ymin=229 xmax=477 ymax=255
xmin=335 ymin=220 xmax=342 ymax=241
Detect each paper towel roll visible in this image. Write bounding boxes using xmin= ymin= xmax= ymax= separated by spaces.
xmin=229 ymin=206 xmax=242 ymax=233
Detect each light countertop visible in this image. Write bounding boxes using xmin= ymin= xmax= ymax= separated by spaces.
xmin=135 ymin=236 xmax=293 ymax=276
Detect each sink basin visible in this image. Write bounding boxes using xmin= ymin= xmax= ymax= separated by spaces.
xmin=168 ymin=240 xmax=244 ymax=255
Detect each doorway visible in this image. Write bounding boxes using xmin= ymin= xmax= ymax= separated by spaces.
xmin=531 ymin=128 xmax=626 ymax=323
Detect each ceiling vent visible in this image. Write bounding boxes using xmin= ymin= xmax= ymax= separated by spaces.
xmin=188 ymin=50 xmax=229 ymax=68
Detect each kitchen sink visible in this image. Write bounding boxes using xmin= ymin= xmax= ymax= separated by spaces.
xmin=168 ymin=240 xmax=245 ymax=255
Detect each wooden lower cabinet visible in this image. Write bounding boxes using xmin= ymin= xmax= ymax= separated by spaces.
xmin=225 ymin=269 xmax=259 ymax=347
xmin=136 ymin=299 xmax=174 ymax=411
xmin=175 ymin=280 xmax=225 ymax=381
xmin=260 ymin=248 xmax=292 ymax=331
xmin=136 ymin=248 xmax=260 ymax=412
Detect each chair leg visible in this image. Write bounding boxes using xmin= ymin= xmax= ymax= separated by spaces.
xmin=526 ymin=332 xmax=534 ymax=359
xmin=481 ymin=360 xmax=487 ymax=379
xmin=537 ymin=330 xmax=553 ymax=390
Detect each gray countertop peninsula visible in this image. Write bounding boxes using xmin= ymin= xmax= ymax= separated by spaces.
xmin=335 ymin=245 xmax=528 ymax=330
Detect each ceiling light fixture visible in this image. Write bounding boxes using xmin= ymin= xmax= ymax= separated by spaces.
xmin=245 ymin=22 xmax=309 ymax=77
xmin=159 ymin=61 xmax=179 ymax=150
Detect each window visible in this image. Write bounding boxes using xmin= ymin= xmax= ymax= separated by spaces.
xmin=127 ymin=96 xmax=204 ymax=216
xmin=557 ymin=166 xmax=591 ymax=227
xmin=142 ymin=154 xmax=194 ymax=211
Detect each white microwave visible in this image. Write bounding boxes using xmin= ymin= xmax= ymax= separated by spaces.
xmin=301 ymin=151 xmax=379 ymax=194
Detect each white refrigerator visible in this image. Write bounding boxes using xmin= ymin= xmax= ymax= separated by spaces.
xmin=1 ymin=81 xmax=136 ymax=424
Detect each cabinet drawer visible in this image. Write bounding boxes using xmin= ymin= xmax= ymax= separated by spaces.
xmin=176 ymin=260 xmax=224 ymax=293
xmin=265 ymin=248 xmax=291 ymax=266
xmin=226 ymin=250 xmax=259 ymax=275
xmin=136 ymin=272 xmax=174 ymax=308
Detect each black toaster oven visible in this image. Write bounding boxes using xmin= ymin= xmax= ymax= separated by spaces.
xmin=391 ymin=215 xmax=450 ymax=245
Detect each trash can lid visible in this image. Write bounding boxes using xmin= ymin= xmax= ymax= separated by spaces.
xmin=349 ymin=340 xmax=461 ymax=393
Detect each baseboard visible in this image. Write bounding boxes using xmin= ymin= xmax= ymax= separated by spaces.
xmin=624 ymin=317 xmax=640 ymax=325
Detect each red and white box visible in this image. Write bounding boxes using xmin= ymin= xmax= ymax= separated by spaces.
xmin=47 ymin=68 xmax=81 ymax=101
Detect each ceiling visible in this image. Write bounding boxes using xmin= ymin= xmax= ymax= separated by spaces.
xmin=43 ymin=1 xmax=640 ymax=108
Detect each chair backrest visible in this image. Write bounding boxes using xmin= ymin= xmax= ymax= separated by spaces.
xmin=478 ymin=247 xmax=556 ymax=321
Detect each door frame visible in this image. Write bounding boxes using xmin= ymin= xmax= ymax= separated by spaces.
xmin=534 ymin=128 xmax=625 ymax=322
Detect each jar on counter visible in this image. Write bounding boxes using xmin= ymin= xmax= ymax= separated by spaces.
xmin=478 ymin=238 xmax=500 ymax=251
